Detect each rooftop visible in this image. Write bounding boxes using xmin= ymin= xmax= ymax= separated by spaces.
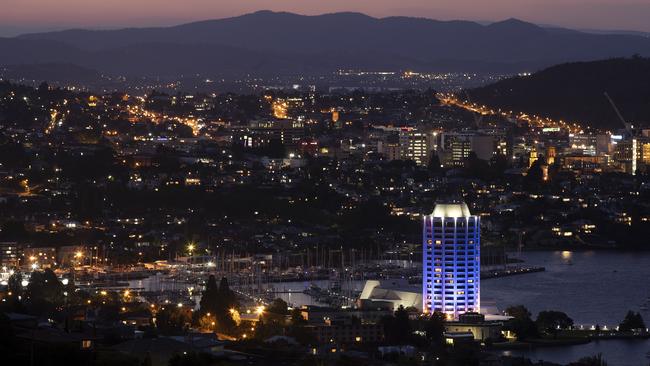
xmin=431 ymin=201 xmax=472 ymax=218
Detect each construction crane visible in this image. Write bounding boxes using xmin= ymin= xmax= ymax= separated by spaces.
xmin=604 ymin=92 xmax=633 ymax=134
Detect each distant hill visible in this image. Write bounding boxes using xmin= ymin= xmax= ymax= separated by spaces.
xmin=467 ymin=57 xmax=650 ymax=130
xmin=0 ymin=63 xmax=104 ymax=84
xmin=2 ymin=11 xmax=650 ymax=79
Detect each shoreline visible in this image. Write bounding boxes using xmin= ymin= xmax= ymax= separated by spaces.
xmin=489 ymin=332 xmax=650 ymax=350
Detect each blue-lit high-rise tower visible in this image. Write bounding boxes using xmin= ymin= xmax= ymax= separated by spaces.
xmin=422 ymin=201 xmax=480 ymax=318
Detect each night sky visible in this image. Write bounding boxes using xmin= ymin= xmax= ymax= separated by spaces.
xmin=2 ymin=0 xmax=650 ymax=35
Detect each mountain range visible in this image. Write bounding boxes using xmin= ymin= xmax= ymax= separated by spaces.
xmin=2 ymin=11 xmax=650 ymax=79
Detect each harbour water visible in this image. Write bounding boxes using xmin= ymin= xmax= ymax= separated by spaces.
xmin=484 ymin=250 xmax=650 ymax=366
xmin=483 ymin=250 xmax=650 ymax=325
xmin=128 ymin=250 xmax=650 ymax=365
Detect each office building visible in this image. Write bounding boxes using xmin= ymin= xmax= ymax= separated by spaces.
xmin=438 ymin=133 xmax=495 ymax=167
xmin=0 ymin=242 xmax=20 ymax=267
xmin=375 ymin=126 xmax=434 ymax=165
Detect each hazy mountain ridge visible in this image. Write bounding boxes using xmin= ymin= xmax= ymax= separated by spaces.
xmin=3 ymin=11 xmax=650 ymax=79
xmin=467 ymin=57 xmax=650 ymax=130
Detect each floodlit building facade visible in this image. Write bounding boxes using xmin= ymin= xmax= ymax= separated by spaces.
xmin=422 ymin=201 xmax=480 ymax=319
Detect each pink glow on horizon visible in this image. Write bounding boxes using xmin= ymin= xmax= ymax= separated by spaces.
xmin=2 ymin=0 xmax=650 ymax=33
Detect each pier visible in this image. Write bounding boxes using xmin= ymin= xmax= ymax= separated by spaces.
xmin=481 ymin=266 xmax=545 ymax=280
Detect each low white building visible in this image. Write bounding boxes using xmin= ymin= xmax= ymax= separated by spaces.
xmin=358 ymin=279 xmax=422 ymax=311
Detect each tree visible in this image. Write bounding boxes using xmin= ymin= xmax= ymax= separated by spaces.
xmin=524 ymin=158 xmax=546 ymax=190
xmin=254 ymin=318 xmax=284 ymax=340
xmin=427 ymin=153 xmax=442 ymax=174
xmin=198 ymin=275 xmax=236 ymax=332
xmin=1 ymin=272 xmax=24 ymax=312
xmin=141 ymin=352 xmax=152 ymax=366
xmin=290 ymin=308 xmax=306 ymax=326
xmin=0 ymin=221 xmax=28 ymax=242
xmin=572 ymin=353 xmax=608 ymax=366
xmin=464 ymin=151 xmax=490 ymax=179
xmin=424 ymin=311 xmax=445 ymax=347
xmin=288 ymin=308 xmax=314 ymax=345
xmin=618 ymin=310 xmax=646 ymax=332
xmin=24 ymin=269 xmax=64 ymax=316
xmin=7 ymin=271 xmax=22 ymax=296
xmin=218 ymin=277 xmax=237 ymax=309
xmin=0 ymin=313 xmax=19 ymax=364
xmin=536 ymin=311 xmax=574 ymax=338
xmin=198 ymin=275 xmax=219 ymax=316
xmin=267 ymin=298 xmax=289 ymax=316
xmin=504 ymin=305 xmax=537 ymax=341
xmin=381 ymin=305 xmax=411 ymax=345
xmin=505 ymin=305 xmax=531 ymax=320
xmin=197 ymin=313 xmax=217 ymax=331
xmin=156 ymin=306 xmax=191 ymax=335
xmin=490 ymin=153 xmax=509 ymax=177
xmin=168 ymin=352 xmax=211 ymax=366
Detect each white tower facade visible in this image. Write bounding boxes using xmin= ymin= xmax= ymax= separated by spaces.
xmin=422 ymin=201 xmax=480 ymax=319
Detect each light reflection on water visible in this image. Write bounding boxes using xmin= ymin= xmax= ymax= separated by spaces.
xmin=484 ymin=250 xmax=650 ymax=366
xmin=129 ymin=251 xmax=650 ymax=365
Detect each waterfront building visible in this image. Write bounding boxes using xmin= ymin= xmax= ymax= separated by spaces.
xmin=358 ymin=279 xmax=422 ymax=311
xmin=23 ymin=247 xmax=57 ymax=269
xmin=444 ymin=313 xmax=503 ymax=341
xmin=422 ymin=201 xmax=480 ymax=319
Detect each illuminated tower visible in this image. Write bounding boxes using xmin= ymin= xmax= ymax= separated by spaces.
xmin=546 ymin=146 xmax=557 ymax=166
xmin=529 ymin=147 xmax=538 ymax=167
xmin=422 ymin=201 xmax=480 ymax=319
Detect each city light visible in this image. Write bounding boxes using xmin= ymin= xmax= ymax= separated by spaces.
xmin=255 ymin=305 xmax=265 ymax=315
xmin=0 ymin=15 xmax=647 ymax=364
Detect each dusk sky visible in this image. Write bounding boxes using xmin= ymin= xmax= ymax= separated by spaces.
xmin=2 ymin=0 xmax=650 ymax=36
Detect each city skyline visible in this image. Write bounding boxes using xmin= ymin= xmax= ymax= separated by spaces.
xmin=2 ymin=0 xmax=650 ymax=36
xmin=2 ymin=1 xmax=650 ymax=364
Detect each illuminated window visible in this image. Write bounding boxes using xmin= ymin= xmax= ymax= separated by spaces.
xmin=81 ymin=340 xmax=92 ymax=349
